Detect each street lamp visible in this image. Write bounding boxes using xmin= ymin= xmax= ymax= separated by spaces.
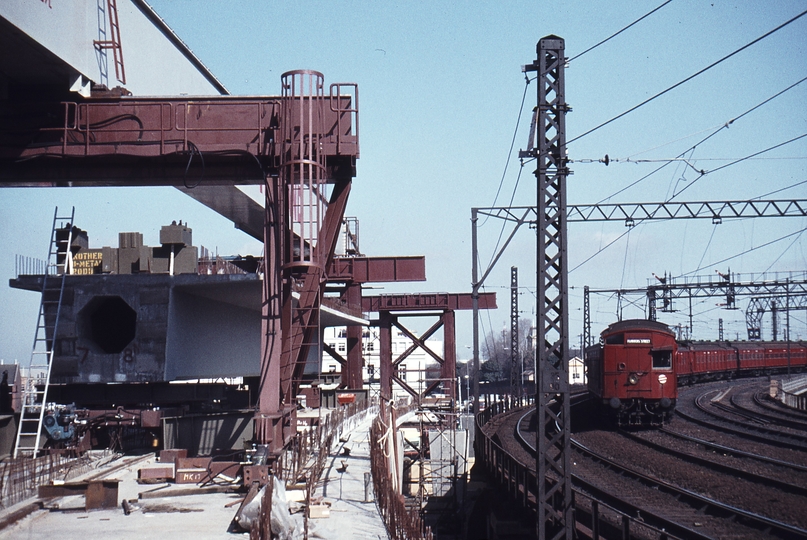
xmin=463 ymin=374 xmax=470 ymax=414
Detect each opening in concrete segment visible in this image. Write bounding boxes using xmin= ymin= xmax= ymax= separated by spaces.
xmin=81 ymin=296 xmax=136 ymax=353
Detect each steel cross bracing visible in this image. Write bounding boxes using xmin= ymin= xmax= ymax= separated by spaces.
xmin=363 ymin=292 xmax=497 ymax=404
xmin=523 ymin=36 xmax=573 ymax=540
xmin=567 ymin=199 xmax=807 ymax=225
xmin=746 ymin=293 xmax=807 ymax=340
xmin=583 ymin=272 xmax=807 ymax=346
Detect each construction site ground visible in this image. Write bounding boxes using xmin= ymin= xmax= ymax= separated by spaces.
xmin=0 ymin=412 xmax=389 ymax=540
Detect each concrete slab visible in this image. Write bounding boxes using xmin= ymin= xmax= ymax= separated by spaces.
xmin=0 ymin=454 xmax=248 ymax=540
xmin=307 ymin=414 xmax=390 ymax=540
xmin=0 ymin=411 xmax=393 ymax=540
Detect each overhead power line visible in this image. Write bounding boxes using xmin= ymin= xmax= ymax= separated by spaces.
xmin=569 ymin=0 xmax=674 ymax=63
xmin=568 ymin=9 xmax=807 ymax=145
xmin=593 ymin=74 xmax=807 ymax=204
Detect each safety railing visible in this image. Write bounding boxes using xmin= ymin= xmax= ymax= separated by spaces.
xmin=369 ymin=400 xmax=432 ymax=540
xmin=249 ymin=398 xmax=377 ymax=540
xmin=475 ymin=396 xmax=678 ymax=539
xmin=779 ymin=375 xmax=807 ymax=411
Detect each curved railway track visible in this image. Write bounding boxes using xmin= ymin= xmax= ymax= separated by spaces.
xmin=512 ymin=402 xmax=807 ymax=539
xmin=677 ymin=388 xmax=807 ymax=451
xmin=728 ymin=389 xmax=807 ymax=430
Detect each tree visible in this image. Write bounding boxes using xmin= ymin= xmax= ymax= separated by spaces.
xmin=481 ymin=318 xmax=535 ymax=390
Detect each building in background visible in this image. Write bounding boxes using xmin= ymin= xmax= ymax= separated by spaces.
xmin=322 ymin=326 xmax=443 ymax=400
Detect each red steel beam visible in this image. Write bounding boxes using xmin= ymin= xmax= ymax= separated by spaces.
xmin=362 ymin=292 xmax=497 ymax=312
xmin=0 ymin=95 xmax=357 ymax=186
xmin=328 ymin=256 xmax=426 ymax=283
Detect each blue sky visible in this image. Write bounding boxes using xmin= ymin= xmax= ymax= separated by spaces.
xmin=1 ymin=1 xmax=806 ymax=365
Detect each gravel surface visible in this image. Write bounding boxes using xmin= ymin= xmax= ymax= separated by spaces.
xmin=480 ymin=380 xmax=807 ymax=539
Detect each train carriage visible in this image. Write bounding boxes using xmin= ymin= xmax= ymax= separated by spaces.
xmin=586 ymin=319 xmax=677 ymax=426
xmin=589 ymin=318 xmax=807 ymax=427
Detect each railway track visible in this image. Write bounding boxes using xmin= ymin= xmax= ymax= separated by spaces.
xmin=727 ymin=390 xmax=807 ymax=431
xmin=514 ymin=406 xmax=807 ymax=539
xmin=618 ymin=429 xmax=807 ymax=497
xmin=659 ymin=427 xmax=807 ymax=475
xmin=679 ymin=389 xmax=807 ymax=451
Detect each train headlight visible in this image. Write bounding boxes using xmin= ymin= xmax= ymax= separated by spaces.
xmin=628 ymin=373 xmax=640 ymax=385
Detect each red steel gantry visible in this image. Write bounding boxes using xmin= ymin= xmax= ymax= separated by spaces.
xmin=0 ymin=70 xmax=358 ymax=455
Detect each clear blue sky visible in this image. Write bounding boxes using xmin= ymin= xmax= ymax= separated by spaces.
xmin=1 ymin=1 xmax=805 ymax=365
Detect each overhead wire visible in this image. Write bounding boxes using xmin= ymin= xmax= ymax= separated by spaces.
xmin=678 ymin=226 xmax=807 ymax=277
xmin=672 ymin=132 xmax=807 ymax=199
xmin=482 ymin=75 xmax=531 ymax=226
xmin=585 ymin=73 xmax=807 ymax=169
xmin=761 ymin=229 xmax=806 ymax=275
xmin=572 ymin=76 xmax=807 ymax=273
xmin=757 ymin=179 xmax=807 ymax=199
xmin=568 ymin=0 xmax=674 ymax=63
xmin=567 ymin=9 xmax=807 ymax=145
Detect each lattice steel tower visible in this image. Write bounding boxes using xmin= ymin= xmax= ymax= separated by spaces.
xmin=522 ymin=36 xmax=573 ymax=540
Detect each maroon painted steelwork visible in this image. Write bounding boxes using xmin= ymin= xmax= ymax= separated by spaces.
xmin=328 ymin=256 xmax=427 ymax=390
xmin=343 ymin=283 xmax=364 ymax=390
xmin=0 ymin=93 xmax=357 ymax=186
xmin=362 ymin=292 xmax=497 ymax=312
xmin=328 ymin=256 xmax=426 ymax=283
xmin=256 ymin=71 xmax=359 ymax=453
xmin=0 ymin=73 xmax=365 ymax=457
xmin=371 ymin=292 xmax=496 ymax=403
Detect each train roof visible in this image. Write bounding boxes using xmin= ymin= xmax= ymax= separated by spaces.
xmin=600 ymin=318 xmax=674 ymax=336
xmin=680 ymin=340 xmax=807 ymax=349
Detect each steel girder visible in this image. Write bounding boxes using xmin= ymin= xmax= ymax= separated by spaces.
xmin=364 ymin=292 xmax=497 ymax=404
xmin=471 ymin=199 xmax=807 ymax=225
xmin=567 ymin=199 xmax=807 ymax=225
xmin=0 ymin=93 xmax=357 ymax=186
xmin=330 ymin=257 xmax=427 ymax=391
xmin=0 ymin=75 xmax=360 ymax=455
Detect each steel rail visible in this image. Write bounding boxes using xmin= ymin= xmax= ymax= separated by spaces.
xmin=676 ymin=403 xmax=807 ymax=451
xmin=568 ymin=438 xmax=807 ymax=540
xmin=517 ymin=407 xmax=807 ymax=540
xmin=726 ymin=392 xmax=807 ymax=430
xmin=514 ymin=408 xmax=703 ymax=540
xmin=691 ymin=392 xmax=807 ymax=449
xmin=660 ymin=427 xmax=807 ymax=473
xmin=618 ymin=429 xmax=807 ymax=497
xmin=754 ymin=391 xmax=807 ymax=420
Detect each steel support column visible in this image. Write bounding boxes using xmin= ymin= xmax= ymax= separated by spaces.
xmin=344 ymin=283 xmax=364 ymax=389
xmin=510 ymin=266 xmax=519 ymax=397
xmin=256 ymin=173 xmax=284 ymax=447
xmin=582 ymin=286 xmax=590 ymax=362
xmin=525 ymin=35 xmax=573 ymax=540
xmin=379 ymin=311 xmax=393 ymax=401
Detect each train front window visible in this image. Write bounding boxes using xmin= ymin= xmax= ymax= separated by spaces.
xmin=652 ymin=350 xmax=672 ymax=369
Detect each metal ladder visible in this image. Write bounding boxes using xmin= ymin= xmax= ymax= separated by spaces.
xmin=14 ymin=208 xmax=75 ymax=458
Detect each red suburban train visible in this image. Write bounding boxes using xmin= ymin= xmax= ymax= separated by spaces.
xmin=585 ymin=319 xmax=807 ymax=426
xmin=585 ymin=319 xmax=678 ymax=426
